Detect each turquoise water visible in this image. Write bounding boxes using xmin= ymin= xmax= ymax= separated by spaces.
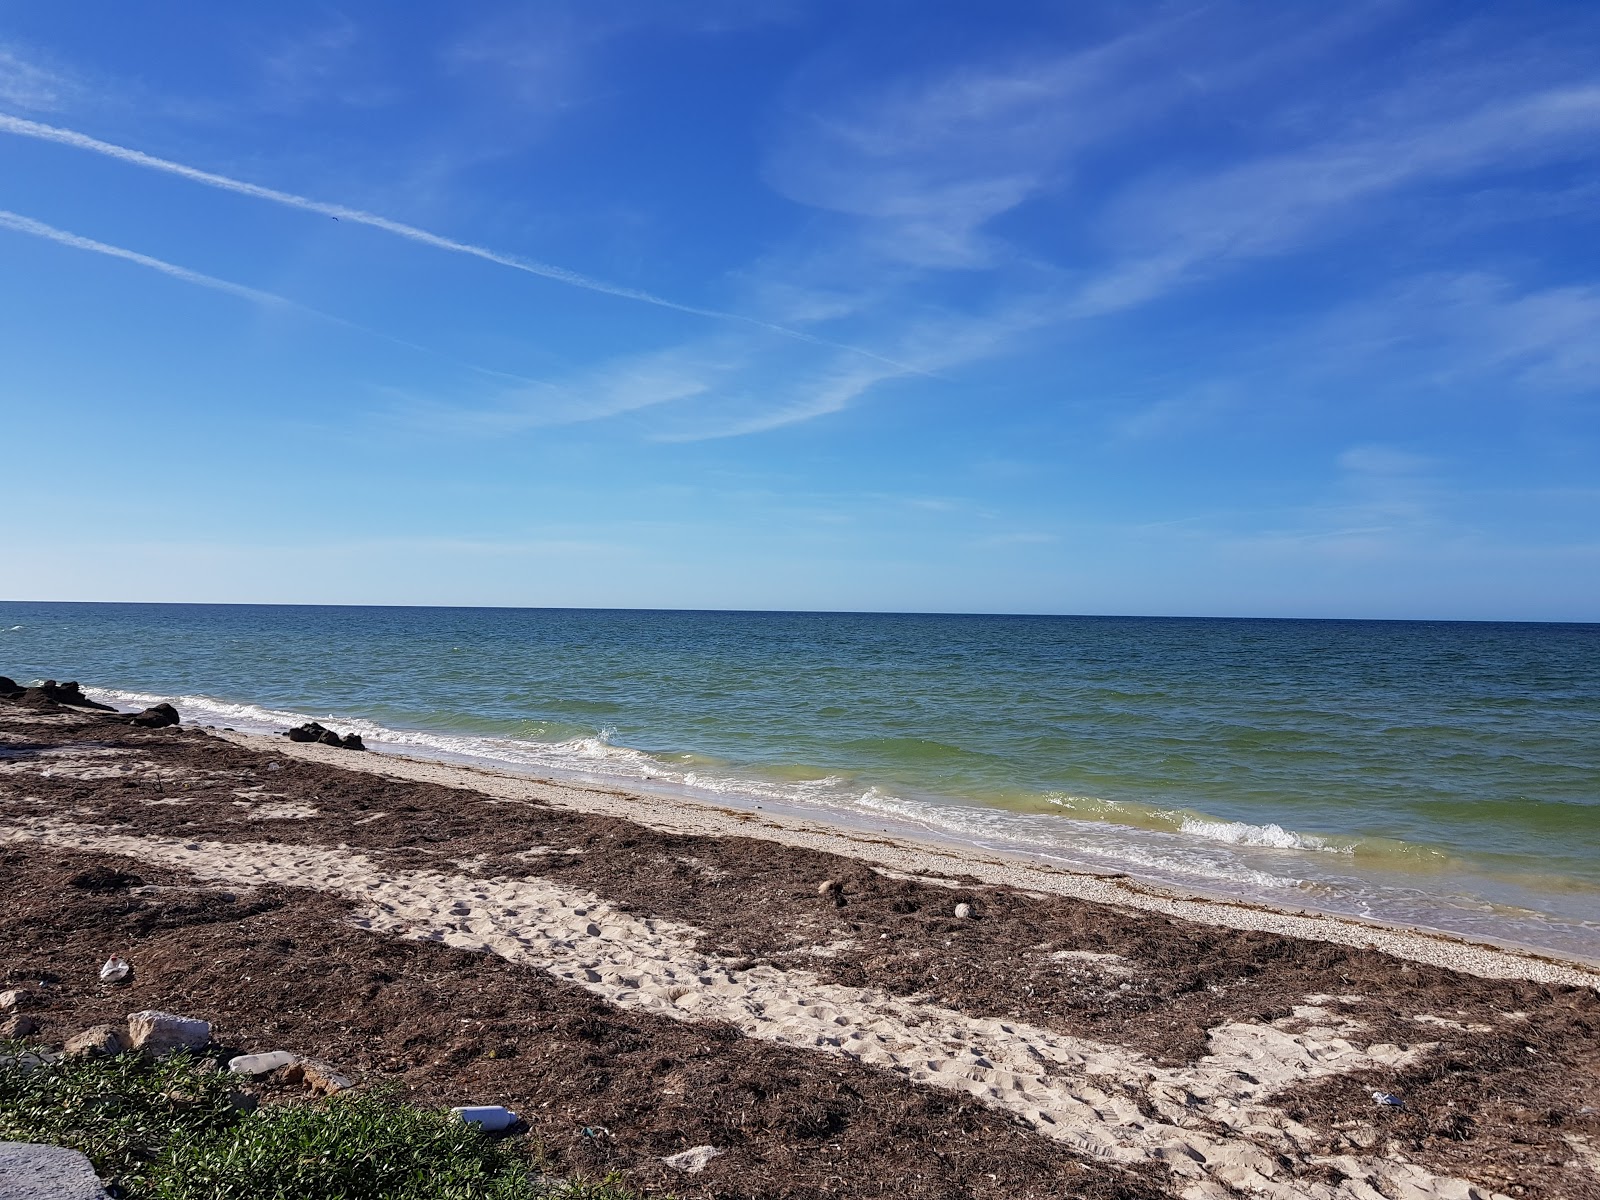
xmin=4 ymin=602 xmax=1598 ymax=958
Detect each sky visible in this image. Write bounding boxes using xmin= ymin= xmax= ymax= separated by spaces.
xmin=1 ymin=1 xmax=1597 ymax=620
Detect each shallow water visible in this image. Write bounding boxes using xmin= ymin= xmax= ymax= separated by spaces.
xmin=4 ymin=602 xmax=1598 ymax=958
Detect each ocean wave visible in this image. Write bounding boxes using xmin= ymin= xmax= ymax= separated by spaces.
xmin=75 ymin=685 xmax=1361 ymax=899
xmin=1178 ymin=816 xmax=1337 ymax=852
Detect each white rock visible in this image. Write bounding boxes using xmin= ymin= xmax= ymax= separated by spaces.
xmin=662 ymin=1145 xmax=723 ymax=1174
xmin=126 ymin=1010 xmax=211 ymax=1058
xmin=954 ymin=902 xmax=972 ymax=919
xmin=228 ymin=1050 xmax=298 ymax=1077
xmin=0 ymin=988 xmax=26 ymax=1010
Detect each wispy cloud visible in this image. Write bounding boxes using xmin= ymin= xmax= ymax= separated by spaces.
xmin=1075 ymin=84 xmax=1600 ymax=315
xmin=0 ymin=111 xmax=914 ymax=371
xmin=0 ymin=42 xmax=79 ymax=112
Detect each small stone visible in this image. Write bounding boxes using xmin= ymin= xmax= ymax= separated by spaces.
xmin=64 ymin=1024 xmax=129 ymax=1059
xmin=662 ymin=1145 xmax=723 ymax=1174
xmin=817 ymin=879 xmax=838 ymax=897
xmin=0 ymin=1142 xmax=111 ymax=1199
xmin=227 ymin=1050 xmax=298 ymax=1078
xmin=301 ymin=1058 xmax=354 ymax=1095
xmin=0 ymin=988 xmax=27 ymax=1010
xmin=954 ymin=903 xmax=973 ymax=919
xmin=1 ymin=1014 xmax=39 ymax=1039
xmin=126 ymin=1010 xmax=211 ymax=1058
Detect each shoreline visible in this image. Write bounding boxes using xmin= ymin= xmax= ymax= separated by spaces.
xmin=228 ymin=731 xmax=1600 ymax=987
xmin=7 ymin=698 xmax=1600 ymax=1198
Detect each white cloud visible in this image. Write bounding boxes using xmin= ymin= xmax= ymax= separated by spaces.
xmin=0 ymin=42 xmax=80 ymax=111
xmin=1075 ymin=85 xmax=1600 ymax=315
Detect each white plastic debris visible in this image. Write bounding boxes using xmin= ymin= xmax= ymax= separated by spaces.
xmin=1372 ymin=1090 xmax=1404 ymax=1107
xmin=662 ymin=1145 xmax=723 ymax=1174
xmin=228 ymin=1051 xmax=298 ymax=1077
xmin=451 ymin=1105 xmax=518 ymax=1131
xmin=99 ymin=957 xmax=130 ymax=984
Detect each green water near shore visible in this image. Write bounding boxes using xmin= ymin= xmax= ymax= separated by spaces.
xmin=5 ymin=602 xmax=1598 ymax=957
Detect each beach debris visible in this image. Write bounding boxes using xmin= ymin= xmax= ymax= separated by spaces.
xmin=1 ymin=1014 xmax=39 ymax=1039
xmin=227 ymin=1050 xmax=298 ymax=1078
xmin=817 ymin=878 xmax=839 ymax=897
xmin=284 ymin=721 xmax=366 ymax=750
xmin=0 ymin=987 xmax=27 ymax=1010
xmin=301 ymin=1058 xmax=355 ymax=1095
xmin=451 ymin=1105 xmax=518 ymax=1131
xmin=63 ymin=1024 xmax=129 ymax=1059
xmin=0 ymin=1141 xmax=112 ymax=1200
xmin=121 ymin=703 xmax=180 ymax=729
xmin=579 ymin=1125 xmax=611 ymax=1140
xmin=954 ymin=902 xmax=973 ymax=920
xmin=661 ymin=1145 xmax=723 ymax=1174
xmin=127 ymin=1010 xmax=212 ymax=1058
xmin=1372 ymin=1090 xmax=1405 ymax=1108
xmin=98 ymin=956 xmax=131 ymax=984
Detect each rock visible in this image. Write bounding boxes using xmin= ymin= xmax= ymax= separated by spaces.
xmin=126 ymin=1011 xmax=211 ymax=1058
xmin=16 ymin=680 xmax=116 ymax=712
xmin=662 ymin=1145 xmax=723 ymax=1174
xmin=284 ymin=722 xmax=364 ymax=749
xmin=63 ymin=1024 xmax=128 ymax=1059
xmin=954 ymin=902 xmax=972 ymax=919
xmin=0 ymin=1015 xmax=39 ymax=1039
xmin=123 ymin=703 xmax=179 ymax=728
xmin=0 ymin=988 xmax=26 ymax=1011
xmin=817 ymin=879 xmax=838 ymax=897
xmin=0 ymin=1142 xmax=111 ymax=1199
xmin=0 ymin=1050 xmax=59 ymax=1072
xmin=227 ymin=1050 xmax=298 ymax=1078
xmin=0 ymin=676 xmax=19 ymax=696
xmin=301 ymin=1058 xmax=354 ymax=1095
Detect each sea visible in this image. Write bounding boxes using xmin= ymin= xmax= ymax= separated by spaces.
xmin=4 ymin=602 xmax=1598 ymax=962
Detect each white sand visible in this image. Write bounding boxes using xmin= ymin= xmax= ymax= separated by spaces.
xmin=3 ymin=813 xmax=1515 ymax=1200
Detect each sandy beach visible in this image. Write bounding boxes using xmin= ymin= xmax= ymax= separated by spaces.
xmin=4 ymin=693 xmax=1599 ymax=1200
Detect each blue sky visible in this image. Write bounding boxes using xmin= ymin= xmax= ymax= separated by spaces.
xmin=1 ymin=1 xmax=1597 ymax=619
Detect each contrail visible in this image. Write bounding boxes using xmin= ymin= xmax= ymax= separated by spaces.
xmin=0 ymin=208 xmax=297 ymax=308
xmin=0 ymin=207 xmax=540 ymax=379
xmin=0 ymin=112 xmax=922 ymax=373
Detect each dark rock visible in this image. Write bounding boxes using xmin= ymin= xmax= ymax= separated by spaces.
xmin=33 ymin=680 xmax=116 ymax=711
xmin=0 ymin=676 xmax=18 ymax=696
xmin=286 ymin=722 xmax=364 ymax=750
xmin=122 ymin=703 xmax=180 ymax=728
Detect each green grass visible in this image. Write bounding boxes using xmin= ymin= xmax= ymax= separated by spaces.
xmin=0 ymin=1044 xmax=643 ymax=1200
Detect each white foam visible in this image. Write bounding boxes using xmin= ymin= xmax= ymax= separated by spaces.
xmin=1179 ymin=816 xmax=1337 ymax=852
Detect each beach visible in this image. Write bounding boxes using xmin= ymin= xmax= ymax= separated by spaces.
xmin=4 ymin=691 xmax=1599 ymax=1199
